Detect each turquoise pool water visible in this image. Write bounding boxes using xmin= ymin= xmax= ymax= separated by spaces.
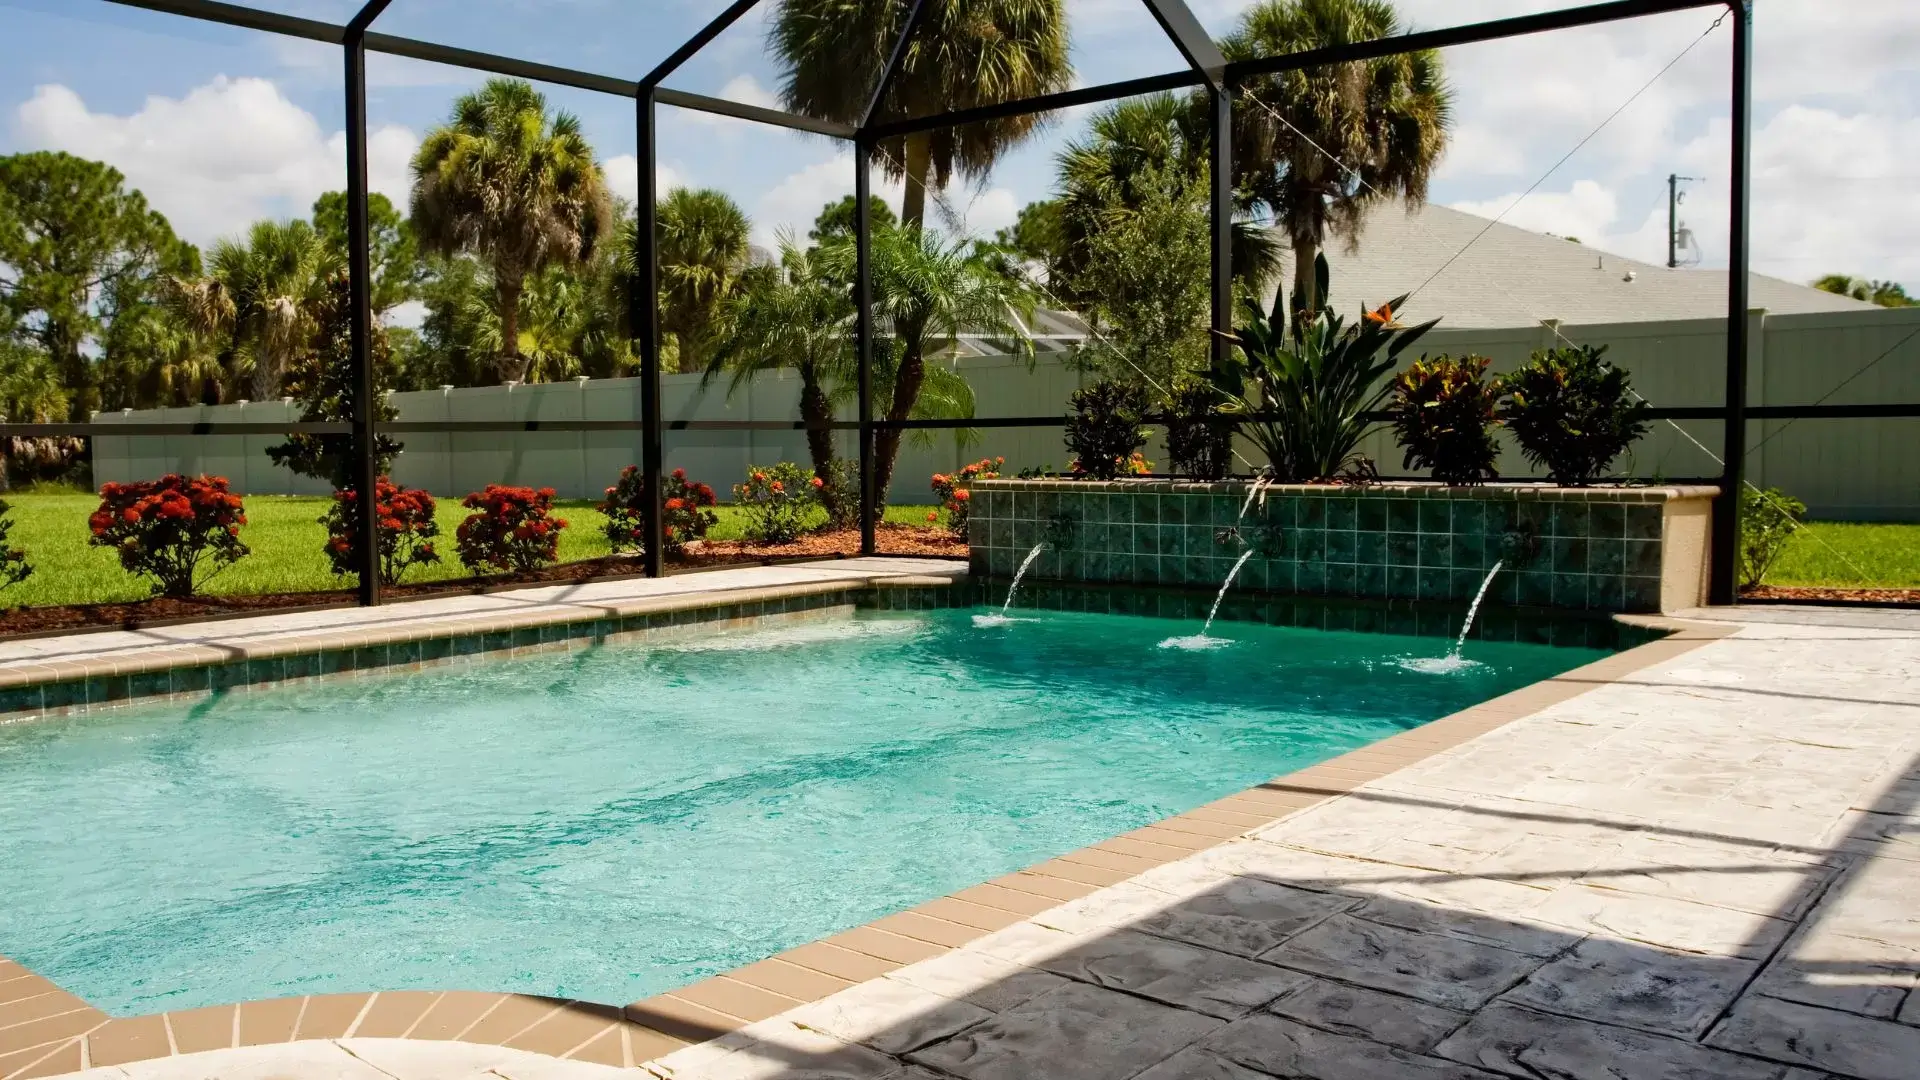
xmin=0 ymin=606 xmax=1607 ymax=1014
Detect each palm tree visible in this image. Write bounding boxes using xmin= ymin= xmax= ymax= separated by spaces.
xmin=410 ymin=78 xmax=612 ymax=384
xmin=1056 ymin=93 xmax=1284 ymax=304
xmin=771 ymin=0 xmax=1071 ymax=228
xmin=1224 ymin=0 xmax=1452 ymax=312
xmin=705 ymin=234 xmax=855 ymax=511
xmin=174 ymin=219 xmax=339 ymax=401
xmin=820 ymin=224 xmax=1035 ymax=506
xmin=653 ymin=188 xmax=751 ymax=373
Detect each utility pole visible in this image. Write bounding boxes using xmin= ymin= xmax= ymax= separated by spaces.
xmin=1668 ymin=173 xmax=1702 ymax=268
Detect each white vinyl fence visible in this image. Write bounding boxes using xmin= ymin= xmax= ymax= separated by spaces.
xmin=92 ymin=307 xmax=1920 ymax=519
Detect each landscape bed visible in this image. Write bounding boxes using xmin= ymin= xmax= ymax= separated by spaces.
xmin=0 ymin=588 xmax=1621 ymax=1016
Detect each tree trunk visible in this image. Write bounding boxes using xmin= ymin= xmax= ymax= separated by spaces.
xmin=1291 ymin=236 xmax=1319 ymax=317
xmin=251 ymin=345 xmax=280 ymax=402
xmin=495 ymin=275 xmax=527 ymax=383
xmin=798 ymin=371 xmax=841 ymax=520
xmin=872 ymin=336 xmax=926 ymax=511
xmin=900 ymin=132 xmax=932 ymax=230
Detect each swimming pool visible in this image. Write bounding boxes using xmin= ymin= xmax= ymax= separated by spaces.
xmin=0 ymin=603 xmax=1608 ymax=1015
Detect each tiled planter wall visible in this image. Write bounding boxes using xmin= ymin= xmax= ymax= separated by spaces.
xmin=967 ymin=481 xmax=1718 ymax=615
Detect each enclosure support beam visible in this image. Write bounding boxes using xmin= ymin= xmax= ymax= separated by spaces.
xmin=1209 ymin=85 xmax=1234 ymax=377
xmin=637 ymin=93 xmax=666 ymax=579
xmin=855 ymin=141 xmax=878 ymax=556
xmin=1709 ymin=0 xmax=1752 ymax=606
xmin=1140 ymin=0 xmax=1227 ymax=87
xmin=343 ymin=0 xmax=392 ymax=607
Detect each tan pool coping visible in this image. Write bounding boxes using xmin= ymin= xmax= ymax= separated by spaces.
xmin=0 ymin=594 xmax=1730 ymax=1079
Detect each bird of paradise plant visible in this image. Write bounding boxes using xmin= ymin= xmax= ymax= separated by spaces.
xmin=1211 ymin=254 xmax=1439 ymax=482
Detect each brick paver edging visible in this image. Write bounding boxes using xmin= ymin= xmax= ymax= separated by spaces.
xmin=0 ymin=615 xmax=1733 ymax=1079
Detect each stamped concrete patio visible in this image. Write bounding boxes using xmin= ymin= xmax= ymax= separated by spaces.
xmin=26 ymin=602 xmax=1920 ymax=1080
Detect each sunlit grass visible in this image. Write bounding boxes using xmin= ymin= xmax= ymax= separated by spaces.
xmin=0 ymin=493 xmax=944 ymax=608
xmin=1765 ymin=521 xmax=1920 ymax=589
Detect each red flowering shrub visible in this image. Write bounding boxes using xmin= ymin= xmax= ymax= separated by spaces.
xmin=600 ymin=466 xmax=719 ymax=560
xmin=929 ymin=457 xmax=1003 ymax=539
xmin=733 ymin=462 xmax=818 ymax=544
xmin=87 ymin=474 xmax=249 ymax=597
xmin=322 ymin=478 xmax=441 ymax=586
xmin=455 ymin=485 xmax=567 ymax=574
xmin=0 ymin=499 xmax=32 ymax=595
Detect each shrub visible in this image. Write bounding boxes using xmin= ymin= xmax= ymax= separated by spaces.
xmin=930 ymin=457 xmax=1003 ymax=539
xmin=1387 ymin=354 xmax=1503 ymax=485
xmin=0 ymin=499 xmax=32 ymax=595
xmin=1163 ymin=380 xmax=1234 ymax=481
xmin=323 ymin=478 xmax=440 ymax=586
xmin=817 ymin=458 xmax=861 ymax=531
xmin=1740 ymin=486 xmax=1805 ymax=588
xmin=734 ymin=462 xmax=820 ymax=544
xmin=601 ymin=466 xmax=719 ymax=560
xmin=1213 ymin=255 xmax=1438 ymax=482
xmin=1066 ymin=380 xmax=1151 ymax=479
xmin=1501 ymin=344 xmax=1651 ymax=485
xmin=87 ymin=474 xmax=249 ymax=598
xmin=455 ymin=485 xmax=567 ymax=574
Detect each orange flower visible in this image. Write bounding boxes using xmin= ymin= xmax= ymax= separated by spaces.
xmin=926 ymin=512 xmax=938 ymax=522
xmin=1364 ymin=302 xmax=1402 ymax=329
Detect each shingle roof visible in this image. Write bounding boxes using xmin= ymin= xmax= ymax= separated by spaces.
xmin=1267 ymin=202 xmax=1875 ymax=328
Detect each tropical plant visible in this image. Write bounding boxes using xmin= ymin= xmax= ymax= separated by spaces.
xmin=267 ymin=274 xmax=402 ymax=492
xmin=411 ymin=78 xmax=612 ymax=384
xmin=818 ymin=224 xmax=1034 ymax=506
xmin=87 ymin=474 xmax=249 ymax=597
xmin=1066 ymin=380 xmax=1151 ymax=480
xmin=455 ymin=484 xmax=567 ymax=574
xmin=1224 ymin=0 xmax=1453 ymax=312
xmin=174 ymin=218 xmax=340 ymax=402
xmin=0 ymin=339 xmax=80 ymax=490
xmin=0 ymin=151 xmax=200 ymax=419
xmin=0 ymin=499 xmax=33 ymax=594
xmin=1163 ymin=378 xmax=1236 ymax=481
xmin=734 ymin=462 xmax=822 ymax=545
xmin=1387 ymin=353 xmax=1502 ymax=485
xmin=772 ymin=0 xmax=1071 ymax=229
xmin=706 ymin=234 xmax=854 ymax=516
xmin=930 ymin=457 xmax=1002 ymax=539
xmin=1056 ymin=93 xmax=1282 ymax=314
xmin=1213 ymin=255 xmax=1438 ymax=481
xmin=323 ymin=478 xmax=440 ymax=586
xmin=601 ymin=465 xmax=719 ymax=560
xmin=1501 ymin=344 xmax=1651 ymax=486
xmin=1812 ymin=274 xmax=1915 ymax=309
xmin=653 ymin=188 xmax=751 ymax=373
xmin=1739 ymin=486 xmax=1804 ymax=588
xmin=994 ymin=199 xmax=1068 ymax=286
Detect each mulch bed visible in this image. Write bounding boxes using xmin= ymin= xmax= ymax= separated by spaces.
xmin=1740 ymin=585 xmax=1920 ymax=607
xmin=0 ymin=525 xmax=966 ymax=638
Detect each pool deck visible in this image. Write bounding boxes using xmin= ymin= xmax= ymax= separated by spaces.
xmin=2 ymin=579 xmax=1917 ymax=1080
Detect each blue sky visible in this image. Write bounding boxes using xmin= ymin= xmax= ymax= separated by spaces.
xmin=3 ymin=0 xmax=1915 ymax=307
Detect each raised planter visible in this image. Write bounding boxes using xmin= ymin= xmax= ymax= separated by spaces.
xmin=967 ymin=480 xmax=1718 ymax=615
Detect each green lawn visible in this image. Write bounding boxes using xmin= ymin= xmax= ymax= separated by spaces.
xmin=0 ymin=493 xmax=943 ymax=608
xmin=1765 ymin=521 xmax=1920 ymax=589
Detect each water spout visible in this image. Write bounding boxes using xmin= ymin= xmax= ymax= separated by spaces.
xmin=1453 ymin=560 xmax=1505 ymax=656
xmin=975 ymin=544 xmax=1046 ymax=627
xmin=1398 ymin=561 xmax=1504 ymax=675
xmin=1160 ymin=548 xmax=1257 ymax=650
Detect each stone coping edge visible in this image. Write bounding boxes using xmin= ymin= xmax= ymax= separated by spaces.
xmin=0 ymin=574 xmax=962 ymax=724
xmin=971 ymin=479 xmax=1720 ymax=502
xmin=0 ymin=614 xmax=1736 ymax=1080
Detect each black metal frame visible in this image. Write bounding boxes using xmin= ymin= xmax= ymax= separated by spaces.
xmin=27 ymin=0 xmax=1906 ymax=609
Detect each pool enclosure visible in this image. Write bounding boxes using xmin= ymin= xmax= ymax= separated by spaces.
xmin=13 ymin=0 xmax=1900 ymax=610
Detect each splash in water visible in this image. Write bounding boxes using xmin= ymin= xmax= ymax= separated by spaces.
xmin=977 ymin=544 xmax=1046 ymax=627
xmin=1398 ymin=561 xmax=1504 ymax=675
xmin=1157 ymin=548 xmax=1257 ymax=651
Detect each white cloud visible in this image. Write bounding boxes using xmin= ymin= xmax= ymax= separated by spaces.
xmin=12 ymin=77 xmax=417 ymax=247
xmin=1449 ymin=180 xmax=1620 ymax=246
xmin=600 ymin=154 xmax=684 ymax=207
xmin=752 ymin=153 xmax=898 ymax=249
xmin=717 ymin=75 xmax=780 ymax=112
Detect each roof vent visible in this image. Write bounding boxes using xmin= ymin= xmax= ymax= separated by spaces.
xmin=1623 ymin=270 xmax=1638 ymax=283
xmin=1595 ymin=255 xmax=1605 ymax=271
